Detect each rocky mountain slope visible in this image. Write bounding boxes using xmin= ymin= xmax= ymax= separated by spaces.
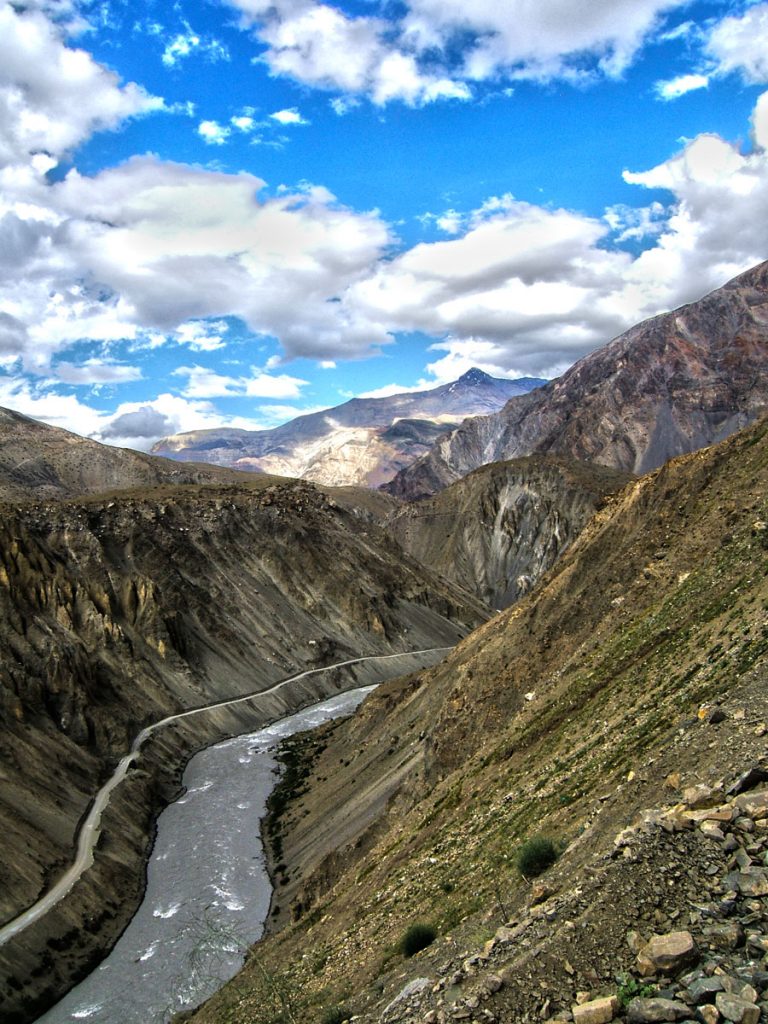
xmin=151 ymin=369 xmax=545 ymax=488
xmin=386 ymin=456 xmax=631 ymax=607
xmin=186 ymin=413 xmax=768 ymax=1024
xmin=0 ymin=408 xmax=251 ymax=501
xmin=388 ymin=261 xmax=768 ymax=499
xmin=0 ymin=419 xmax=489 ymax=1021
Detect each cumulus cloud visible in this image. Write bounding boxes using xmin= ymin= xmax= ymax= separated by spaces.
xmin=173 ymin=365 xmax=242 ymax=398
xmin=100 ymin=405 xmax=174 ymax=439
xmin=2 ymin=156 xmax=392 ymax=369
xmin=198 ymin=119 xmax=231 ymax=144
xmin=655 ymin=73 xmax=709 ymax=101
xmin=706 ymin=3 xmax=768 ymax=84
xmin=232 ymin=0 xmax=471 ymax=106
xmin=226 ymin=0 xmax=688 ymax=105
xmin=231 ymin=114 xmax=256 ymax=132
xmin=270 ymin=107 xmax=309 ymax=125
xmin=52 ymin=359 xmax=143 ymax=385
xmin=0 ymin=1 xmax=162 ymax=169
xmin=173 ymin=364 xmax=309 ymax=400
xmin=346 ymin=197 xmax=633 ymax=370
xmin=620 ymin=117 xmax=768 ymax=313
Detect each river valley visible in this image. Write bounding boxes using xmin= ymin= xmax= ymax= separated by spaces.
xmin=35 ymin=686 xmax=376 ymax=1024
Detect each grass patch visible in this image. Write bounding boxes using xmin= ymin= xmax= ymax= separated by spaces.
xmin=516 ymin=836 xmax=560 ymax=878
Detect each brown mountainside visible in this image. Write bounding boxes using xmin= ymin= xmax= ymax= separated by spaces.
xmin=188 ymin=414 xmax=768 ymax=1024
xmin=388 ymin=261 xmax=768 ymax=499
xmin=386 ymin=455 xmax=631 ymax=607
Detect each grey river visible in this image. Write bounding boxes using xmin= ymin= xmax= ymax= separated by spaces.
xmin=36 ymin=686 xmax=375 ymax=1024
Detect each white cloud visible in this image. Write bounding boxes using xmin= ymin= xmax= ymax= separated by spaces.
xmin=706 ymin=3 xmax=768 ymax=84
xmin=424 ymin=338 xmax=539 ymax=383
xmin=655 ymin=73 xmax=709 ymax=101
xmin=234 ymin=0 xmax=471 ymax=106
xmin=163 ymin=30 xmax=201 ymax=67
xmin=173 ymin=365 xmax=242 ymax=398
xmin=0 ymin=1 xmax=163 ymax=170
xmin=604 ymin=201 xmax=667 ymax=241
xmin=347 ymin=197 xmax=633 ymax=367
xmin=620 ymin=114 xmax=768 ymax=312
xmin=227 ymin=0 xmax=688 ymax=104
xmin=162 ymin=27 xmax=230 ymax=67
xmin=198 ymin=119 xmax=231 ymax=144
xmin=245 ymin=370 xmax=308 ymax=398
xmin=52 ymin=359 xmax=142 ymax=385
xmin=270 ymin=107 xmax=309 ymax=125
xmin=436 ymin=209 xmax=464 ymax=234
xmin=0 ymin=152 xmax=396 ymax=374
xmin=100 ymin=405 xmax=174 ymax=440
xmin=92 ymin=393 xmax=269 ymax=448
xmin=174 ymin=321 xmax=229 ymax=351
xmin=173 ymin=364 xmax=308 ymax=400
xmin=231 ymin=114 xmax=256 ymax=132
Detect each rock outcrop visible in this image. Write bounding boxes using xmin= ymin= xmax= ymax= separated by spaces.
xmin=387 ymin=261 xmax=768 ymax=499
xmin=386 ymin=455 xmax=631 ymax=607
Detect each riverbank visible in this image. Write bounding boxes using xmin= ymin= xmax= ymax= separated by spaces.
xmin=1 ymin=649 xmax=450 ymax=1024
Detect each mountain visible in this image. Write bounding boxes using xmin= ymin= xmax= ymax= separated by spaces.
xmin=387 ymin=261 xmax=768 ymax=499
xmin=386 ymin=455 xmax=632 ymax=607
xmin=0 ymin=407 xmax=253 ymax=501
xmin=151 ymin=369 xmax=545 ymax=488
xmin=0 ymin=418 xmax=488 ymax=1021
xmin=186 ymin=413 xmax=768 ymax=1024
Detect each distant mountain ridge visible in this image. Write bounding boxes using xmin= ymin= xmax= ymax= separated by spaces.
xmin=0 ymin=407 xmax=254 ymax=501
xmin=387 ymin=261 xmax=768 ymax=499
xmin=151 ymin=369 xmax=545 ymax=488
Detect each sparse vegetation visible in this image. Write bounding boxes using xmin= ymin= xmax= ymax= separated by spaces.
xmin=617 ymin=975 xmax=656 ymax=1007
xmin=320 ymin=1006 xmax=349 ymax=1024
xmin=516 ymin=836 xmax=560 ymax=877
xmin=400 ymin=923 xmax=437 ymax=957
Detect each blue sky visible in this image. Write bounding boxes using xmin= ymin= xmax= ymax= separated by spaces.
xmin=1 ymin=0 xmax=767 ymax=448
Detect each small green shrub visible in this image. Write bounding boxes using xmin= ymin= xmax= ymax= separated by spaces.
xmin=617 ymin=975 xmax=656 ymax=1007
xmin=400 ymin=922 xmax=437 ymax=957
xmin=516 ymin=836 xmax=559 ymax=877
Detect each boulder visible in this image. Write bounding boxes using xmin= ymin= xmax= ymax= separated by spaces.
xmin=715 ymin=992 xmax=760 ymax=1024
xmin=571 ymin=995 xmax=619 ymax=1024
xmin=636 ymin=932 xmax=699 ymax=976
xmin=626 ymin=997 xmax=690 ymax=1022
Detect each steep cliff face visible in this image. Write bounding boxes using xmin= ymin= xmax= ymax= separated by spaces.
xmin=151 ymin=370 xmax=545 ymax=488
xmin=187 ymin=415 xmax=768 ymax=1024
xmin=0 ymin=472 xmax=488 ymax=1020
xmin=386 ymin=456 xmax=631 ymax=607
xmin=388 ymin=261 xmax=768 ymax=499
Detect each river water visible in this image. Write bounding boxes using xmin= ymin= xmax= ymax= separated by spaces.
xmin=37 ymin=686 xmax=374 ymax=1024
